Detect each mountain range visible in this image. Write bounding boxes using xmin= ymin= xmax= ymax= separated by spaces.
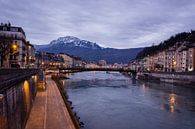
xmin=35 ymin=36 xmax=143 ymax=64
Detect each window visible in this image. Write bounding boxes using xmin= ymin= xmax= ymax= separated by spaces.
xmin=3 ymin=27 xmax=7 ymax=31
xmin=10 ymin=28 xmax=18 ymax=32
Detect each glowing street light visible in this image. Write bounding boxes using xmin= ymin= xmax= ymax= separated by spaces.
xmin=173 ymin=61 xmax=176 ymax=65
xmin=12 ymin=44 xmax=18 ymax=51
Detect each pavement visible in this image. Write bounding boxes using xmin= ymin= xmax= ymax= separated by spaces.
xmin=25 ymin=77 xmax=76 ymax=129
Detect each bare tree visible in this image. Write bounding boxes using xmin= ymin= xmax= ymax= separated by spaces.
xmin=0 ymin=38 xmax=12 ymax=67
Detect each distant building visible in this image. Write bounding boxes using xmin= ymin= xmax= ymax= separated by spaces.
xmin=73 ymin=57 xmax=84 ymax=67
xmin=0 ymin=22 xmax=35 ymax=68
xmin=98 ymin=60 xmax=107 ymax=66
xmin=113 ymin=63 xmax=123 ymax=68
xmin=35 ymin=52 xmax=64 ymax=68
xmin=188 ymin=47 xmax=195 ymax=71
xmin=176 ymin=42 xmax=195 ymax=72
xmin=26 ymin=41 xmax=36 ymax=68
xmin=85 ymin=63 xmax=99 ymax=68
xmin=131 ymin=42 xmax=195 ymax=72
xmin=59 ymin=53 xmax=73 ymax=68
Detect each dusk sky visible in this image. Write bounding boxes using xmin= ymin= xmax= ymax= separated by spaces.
xmin=0 ymin=0 xmax=195 ymax=48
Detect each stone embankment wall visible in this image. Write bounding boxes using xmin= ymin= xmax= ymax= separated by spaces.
xmin=138 ymin=72 xmax=195 ymax=86
xmin=150 ymin=72 xmax=195 ymax=84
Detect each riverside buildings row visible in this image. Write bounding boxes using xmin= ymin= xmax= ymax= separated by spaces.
xmin=35 ymin=52 xmax=85 ymax=68
xmin=130 ymin=42 xmax=195 ymax=72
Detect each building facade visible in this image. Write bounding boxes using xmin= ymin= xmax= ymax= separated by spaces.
xmin=35 ymin=52 xmax=64 ymax=68
xmin=131 ymin=42 xmax=195 ymax=72
xmin=59 ymin=53 xmax=73 ymax=68
xmin=0 ymin=23 xmax=35 ymax=68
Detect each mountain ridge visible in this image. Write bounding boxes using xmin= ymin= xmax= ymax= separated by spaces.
xmin=35 ymin=36 xmax=143 ymax=64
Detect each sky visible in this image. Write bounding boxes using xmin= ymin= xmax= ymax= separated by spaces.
xmin=0 ymin=0 xmax=195 ymax=48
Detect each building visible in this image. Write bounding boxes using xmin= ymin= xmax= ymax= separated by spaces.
xmin=35 ymin=52 xmax=64 ymax=68
xmin=58 ymin=53 xmax=73 ymax=68
xmin=26 ymin=41 xmax=36 ymax=68
xmin=98 ymin=60 xmax=107 ymax=66
xmin=0 ymin=23 xmax=35 ymax=68
xmin=188 ymin=47 xmax=195 ymax=71
xmin=73 ymin=57 xmax=84 ymax=67
xmin=164 ymin=47 xmax=176 ymax=72
xmin=85 ymin=63 xmax=99 ymax=68
xmin=177 ymin=42 xmax=195 ymax=72
xmin=131 ymin=41 xmax=195 ymax=73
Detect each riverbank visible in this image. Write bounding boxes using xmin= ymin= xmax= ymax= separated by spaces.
xmin=51 ymin=75 xmax=82 ymax=129
xmin=137 ymin=72 xmax=195 ymax=87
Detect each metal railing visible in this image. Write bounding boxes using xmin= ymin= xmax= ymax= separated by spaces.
xmin=0 ymin=69 xmax=39 ymax=92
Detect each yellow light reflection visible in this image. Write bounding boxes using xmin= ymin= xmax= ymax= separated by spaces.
xmin=169 ymin=94 xmax=176 ymax=113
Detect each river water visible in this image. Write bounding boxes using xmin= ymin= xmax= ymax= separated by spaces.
xmin=63 ymin=71 xmax=195 ymax=129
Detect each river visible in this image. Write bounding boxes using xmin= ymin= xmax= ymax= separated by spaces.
xmin=63 ymin=71 xmax=195 ymax=129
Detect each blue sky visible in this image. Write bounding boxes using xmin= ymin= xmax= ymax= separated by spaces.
xmin=0 ymin=0 xmax=195 ymax=48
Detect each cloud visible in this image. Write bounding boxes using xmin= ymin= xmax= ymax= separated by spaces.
xmin=0 ymin=0 xmax=195 ymax=48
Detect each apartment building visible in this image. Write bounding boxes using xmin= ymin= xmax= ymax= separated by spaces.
xmin=35 ymin=52 xmax=64 ymax=68
xmin=188 ymin=47 xmax=195 ymax=71
xmin=0 ymin=23 xmax=35 ymax=68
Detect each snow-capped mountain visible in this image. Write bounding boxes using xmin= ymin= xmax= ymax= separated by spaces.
xmin=49 ymin=36 xmax=102 ymax=49
xmin=35 ymin=36 xmax=143 ymax=63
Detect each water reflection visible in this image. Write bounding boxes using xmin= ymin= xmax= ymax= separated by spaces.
xmin=160 ymin=93 xmax=180 ymax=113
xmin=132 ymin=78 xmax=136 ymax=85
xmin=169 ymin=94 xmax=176 ymax=113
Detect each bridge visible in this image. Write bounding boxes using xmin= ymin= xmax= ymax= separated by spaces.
xmin=59 ymin=67 xmax=137 ymax=76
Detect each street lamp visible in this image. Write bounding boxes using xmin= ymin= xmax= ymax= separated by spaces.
xmin=12 ymin=44 xmax=18 ymax=51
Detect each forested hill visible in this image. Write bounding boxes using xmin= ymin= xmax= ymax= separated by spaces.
xmin=136 ymin=30 xmax=195 ymax=59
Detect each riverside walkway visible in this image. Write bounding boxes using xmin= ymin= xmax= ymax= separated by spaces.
xmin=25 ymin=77 xmax=76 ymax=129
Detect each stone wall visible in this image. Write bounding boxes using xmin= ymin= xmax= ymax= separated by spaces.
xmin=149 ymin=72 xmax=195 ymax=85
